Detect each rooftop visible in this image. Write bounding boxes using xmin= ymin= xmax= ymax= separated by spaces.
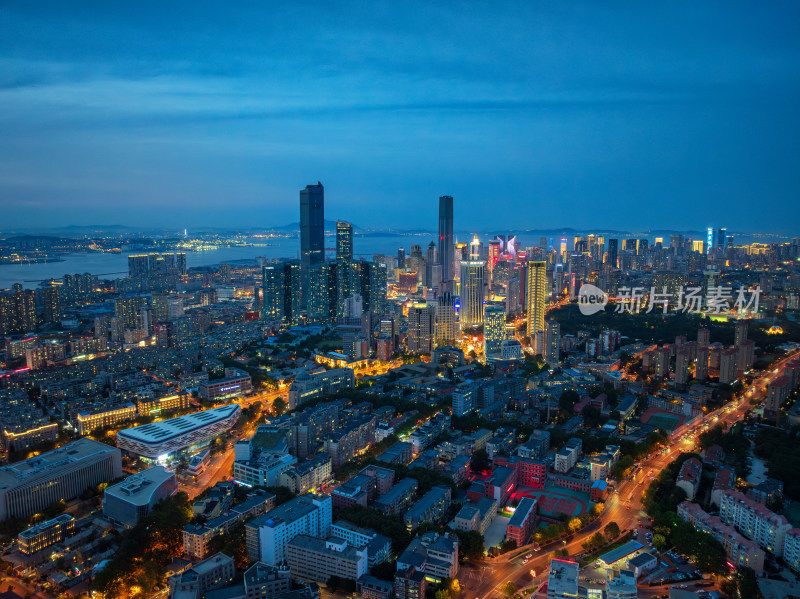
xmin=117 ymin=404 xmax=240 ymax=445
xmin=104 ymin=465 xmax=175 ymax=506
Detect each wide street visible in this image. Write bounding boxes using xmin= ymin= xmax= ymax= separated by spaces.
xmin=462 ymin=347 xmax=800 ymax=599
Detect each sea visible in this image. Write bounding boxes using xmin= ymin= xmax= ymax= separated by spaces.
xmin=0 ymin=233 xmax=435 ymax=290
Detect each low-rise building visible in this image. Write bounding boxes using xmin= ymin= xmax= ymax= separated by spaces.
xmin=784 ymin=529 xmax=800 ymax=573
xmin=76 ymin=402 xmax=137 ymax=435
xmin=676 ymin=457 xmax=702 ymax=500
xmin=103 ymin=465 xmax=177 ymax=527
xmin=679 ymin=500 xmax=766 ymax=572
xmin=404 ymin=485 xmax=452 ymax=530
xmin=279 ymin=454 xmax=333 ymax=495
xmin=395 ymin=566 xmax=427 ymax=599
xmin=452 ymin=497 xmax=497 ymax=536
xmin=17 ymin=514 xmax=75 ymax=555
xmin=719 ymin=491 xmax=791 ymax=556
xmin=242 ymin=562 xmax=292 ymax=599
xmin=198 ymin=371 xmax=253 ymax=402
xmin=506 ymin=496 xmax=537 ymax=547
xmin=169 ymin=553 xmax=235 ymax=598
xmin=373 ymin=478 xmax=418 ymax=516
xmin=331 ymin=520 xmax=391 ymax=567
xmin=711 ymin=467 xmax=736 ymax=507
xmin=286 ymin=535 xmax=368 ymax=583
xmin=396 ymin=532 xmax=458 ymax=582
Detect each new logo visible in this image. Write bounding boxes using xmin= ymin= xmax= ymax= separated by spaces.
xmin=578 ymin=284 xmax=608 ymax=315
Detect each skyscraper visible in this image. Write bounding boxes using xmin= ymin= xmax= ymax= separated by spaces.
xmin=459 ymin=260 xmax=485 ymax=327
xmin=41 ymin=286 xmax=60 ymax=324
xmin=336 ymin=220 xmax=356 ymax=316
xmin=336 ymin=220 xmax=353 ymax=261
xmin=128 ymin=255 xmax=150 ymax=278
xmin=544 ymin=320 xmax=560 ymax=364
xmin=408 ymin=303 xmax=435 ymax=355
xmin=425 ymin=242 xmax=439 ymax=288
xmin=308 ymin=262 xmax=337 ymax=324
xmin=526 ymin=261 xmax=547 ymax=340
xmin=435 ymin=292 xmax=457 ymax=347
xmin=438 ymin=196 xmax=454 ymax=283
xmin=300 ymin=182 xmax=325 ymax=309
xmin=483 ymin=304 xmax=506 ymax=357
xmin=175 ymin=252 xmax=187 ymax=276
xmin=607 ymin=239 xmax=618 ymax=269
xmin=262 ymin=265 xmax=285 ymax=321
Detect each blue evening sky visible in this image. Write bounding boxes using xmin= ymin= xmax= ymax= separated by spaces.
xmin=1 ymin=2 xmax=799 ymax=233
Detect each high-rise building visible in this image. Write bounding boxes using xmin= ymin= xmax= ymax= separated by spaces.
xmin=696 ymin=346 xmax=709 ymax=382
xmin=607 ymin=239 xmax=618 ymax=268
xmin=435 ymin=292 xmax=457 ymax=346
xmin=282 ymin=261 xmax=302 ymax=324
xmin=262 ymin=265 xmax=285 ymax=321
xmin=425 ymin=242 xmax=439 ymax=288
xmin=438 ymin=196 xmax=454 ymax=283
xmin=697 ymin=327 xmax=711 ymax=347
xmin=526 ymin=261 xmax=547 ymax=340
xmin=114 ymin=296 xmax=145 ymax=329
xmin=336 ymin=220 xmax=353 ymax=262
xmin=175 ymin=252 xmax=187 ymax=275
xmin=397 ymin=248 xmax=406 ymax=270
xmin=408 ymin=303 xmax=435 ymax=355
xmin=488 ymin=240 xmax=500 ymax=271
xmin=459 ymin=261 xmax=485 ymax=327
xmin=358 ymin=261 xmax=387 ymax=315
xmin=128 ymin=254 xmax=150 ymax=278
xmin=483 ymin=304 xmax=506 ymax=357
xmin=0 ymin=290 xmax=37 ymax=335
xmin=544 ymin=320 xmax=560 ymax=364
xmin=300 ymin=182 xmax=325 ymax=309
xmin=40 ymin=286 xmax=60 ymax=324
xmin=309 ymin=262 xmax=338 ymax=324
xmin=734 ymin=320 xmax=749 ymax=346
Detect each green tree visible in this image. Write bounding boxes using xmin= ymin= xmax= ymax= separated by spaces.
xmin=272 ymin=397 xmax=287 ymax=416
xmin=652 ymin=534 xmax=666 ymax=551
xmin=604 ymin=521 xmax=620 ymax=541
xmin=500 ymin=581 xmax=518 ymax=597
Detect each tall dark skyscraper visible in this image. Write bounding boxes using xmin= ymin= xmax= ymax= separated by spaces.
xmin=336 ymin=220 xmax=353 ymax=261
xmin=300 ymin=182 xmax=325 ymax=308
xmin=607 ymin=239 xmax=618 ymax=269
xmin=438 ymin=195 xmax=454 ymax=283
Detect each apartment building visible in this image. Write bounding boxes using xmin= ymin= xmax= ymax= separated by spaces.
xmin=719 ymin=491 xmax=792 ymax=556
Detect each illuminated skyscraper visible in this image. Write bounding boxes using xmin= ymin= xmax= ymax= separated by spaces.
xmin=262 ymin=265 xmax=285 ymax=321
xmin=483 ymin=304 xmax=506 ymax=357
xmin=526 ymin=261 xmax=547 ymax=340
xmin=438 ymin=195 xmax=454 ymax=283
xmin=358 ymin=260 xmax=387 ymax=315
xmin=300 ymin=182 xmax=325 ymax=309
xmin=0 ymin=290 xmax=36 ymax=335
xmin=175 ymin=252 xmax=187 ymax=276
xmin=336 ymin=220 xmax=356 ymax=316
xmin=435 ymin=292 xmax=457 ymax=346
xmin=308 ymin=262 xmax=337 ymax=323
xmin=408 ymin=303 xmax=435 ymax=355
xmin=469 ymin=235 xmax=482 ymax=261
xmin=459 ymin=260 xmax=485 ymax=327
xmin=488 ymin=240 xmax=500 ymax=271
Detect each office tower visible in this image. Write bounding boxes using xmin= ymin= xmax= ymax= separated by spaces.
xmin=459 ymin=260 xmax=485 ymax=327
xmin=336 ymin=220 xmax=353 ymax=261
xmin=128 ymin=255 xmax=150 ymax=278
xmin=692 ymin=240 xmax=704 ymax=254
xmin=438 ymin=195 xmax=454 ymax=283
xmin=435 ymin=292 xmax=457 ymax=346
xmin=397 ymin=248 xmax=406 ymax=269
xmin=526 ymin=261 xmax=547 ymax=340
xmin=308 ymin=262 xmax=338 ymax=324
xmin=408 ymin=303 xmax=435 ymax=355
xmin=336 ymin=222 xmax=357 ymax=318
xmin=734 ymin=320 xmax=748 ymax=346
xmin=40 ymin=286 xmax=60 ymax=324
xmin=607 ymin=239 xmax=618 ymax=268
xmin=0 ymin=290 xmax=37 ymax=335
xmin=469 ymin=235 xmax=482 ymax=261
xmin=637 ymin=238 xmax=649 ymax=255
xmin=716 ymin=227 xmax=728 ymax=251
xmin=488 ymin=240 xmax=500 ymax=271
xmin=706 ymin=227 xmax=714 ymax=255
xmin=544 ymin=320 xmax=560 ymax=364
xmin=483 ymin=304 xmax=505 ymax=357
xmin=262 ymin=265 xmax=285 ymax=321
xmin=175 ymin=252 xmax=187 ymax=275
xmin=425 ymin=242 xmax=439 ymax=288
xmin=300 ymin=182 xmax=325 ymax=308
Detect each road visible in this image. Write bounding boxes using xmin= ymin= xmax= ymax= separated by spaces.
xmin=463 ymin=347 xmax=800 ymax=599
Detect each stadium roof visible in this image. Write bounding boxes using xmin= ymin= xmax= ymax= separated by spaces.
xmin=117 ymin=404 xmax=240 ymax=445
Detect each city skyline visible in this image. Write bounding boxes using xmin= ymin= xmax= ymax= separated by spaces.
xmin=2 ymin=2 xmax=800 ymax=232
